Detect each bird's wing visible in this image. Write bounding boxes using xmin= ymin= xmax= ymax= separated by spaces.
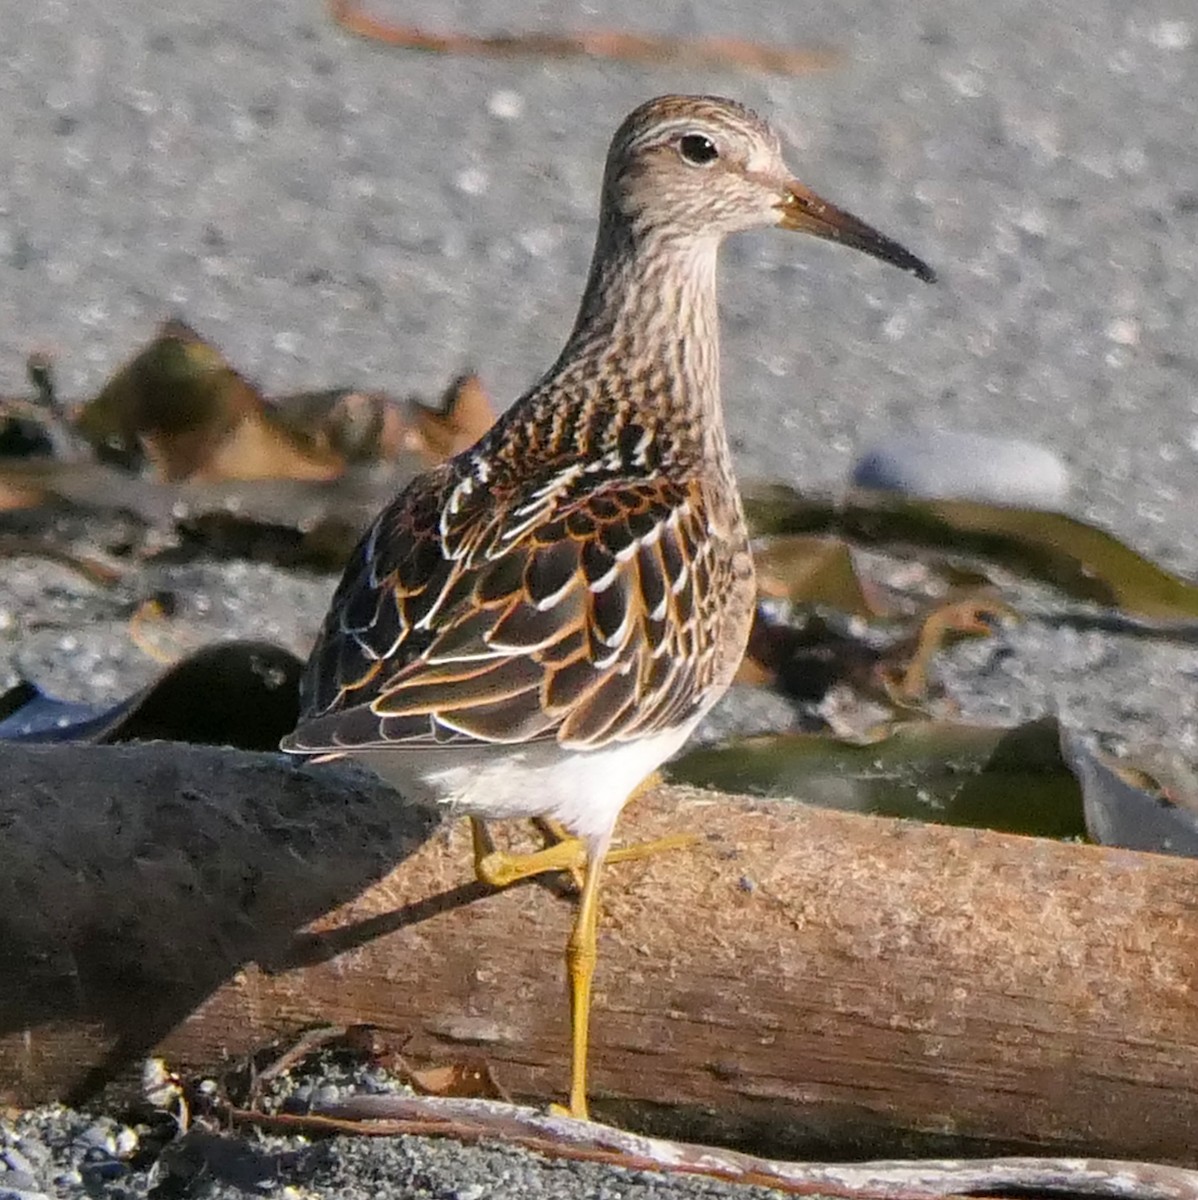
xmin=283 ymin=460 xmax=718 ymax=753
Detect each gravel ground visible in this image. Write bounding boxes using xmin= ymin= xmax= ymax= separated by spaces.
xmin=2 ymin=0 xmax=1197 ymax=1195
xmin=1 ymin=1106 xmax=798 ymax=1200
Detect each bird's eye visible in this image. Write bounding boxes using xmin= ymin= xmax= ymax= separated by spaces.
xmin=678 ymin=134 xmax=719 ymax=166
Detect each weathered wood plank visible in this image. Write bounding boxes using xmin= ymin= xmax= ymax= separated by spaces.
xmin=1 ymin=742 xmax=1196 ymax=1162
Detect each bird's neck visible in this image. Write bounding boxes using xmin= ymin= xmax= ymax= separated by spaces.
xmin=538 ymin=217 xmax=728 ymax=468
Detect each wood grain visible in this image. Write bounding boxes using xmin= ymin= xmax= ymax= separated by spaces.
xmin=2 ymin=742 xmax=1196 ymax=1162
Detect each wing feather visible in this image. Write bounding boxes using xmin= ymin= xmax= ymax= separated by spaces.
xmin=284 ymin=460 xmax=725 ymax=756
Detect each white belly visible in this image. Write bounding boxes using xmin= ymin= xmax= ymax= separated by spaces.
xmin=350 ymin=721 xmax=697 ymax=852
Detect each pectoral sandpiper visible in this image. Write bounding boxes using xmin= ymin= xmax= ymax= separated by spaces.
xmin=281 ymin=94 xmax=933 ymax=1120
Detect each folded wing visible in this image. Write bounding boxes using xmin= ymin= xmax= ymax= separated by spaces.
xmin=284 ymin=461 xmax=717 ymax=755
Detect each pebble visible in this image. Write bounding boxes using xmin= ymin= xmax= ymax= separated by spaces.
xmin=692 ymin=684 xmax=806 ymax=745
xmin=81 ymin=1159 xmax=127 ymax=1183
xmin=1 ymin=1150 xmax=37 ymax=1180
xmin=0 ymin=1172 xmax=41 ymax=1195
xmin=74 ymin=1124 xmax=115 ymax=1156
xmin=851 ymin=429 xmax=1071 ymax=509
xmin=486 ymin=89 xmax=524 ymax=120
xmin=112 ymin=1128 xmax=138 ymax=1159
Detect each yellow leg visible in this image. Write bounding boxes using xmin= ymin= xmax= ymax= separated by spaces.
xmin=472 ymin=818 xmax=616 ymax=1118
xmin=471 ymin=816 xmax=587 ymax=889
xmin=470 ymin=815 xmax=694 ymax=890
xmin=565 ymin=846 xmax=606 ymax=1121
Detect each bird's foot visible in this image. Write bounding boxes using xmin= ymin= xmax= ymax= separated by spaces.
xmin=471 ymin=816 xmax=695 ymax=891
xmin=547 ymin=1100 xmax=592 ymax=1121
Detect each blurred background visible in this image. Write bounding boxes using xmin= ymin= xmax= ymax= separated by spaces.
xmin=1 ymin=0 xmax=1195 ymax=570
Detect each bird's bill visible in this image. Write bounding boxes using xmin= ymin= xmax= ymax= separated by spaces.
xmin=777 ymin=181 xmax=936 ymax=284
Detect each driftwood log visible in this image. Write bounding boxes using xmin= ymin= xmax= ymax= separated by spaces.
xmin=1 ymin=741 xmax=1196 ymax=1163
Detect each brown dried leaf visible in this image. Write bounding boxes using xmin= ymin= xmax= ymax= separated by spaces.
xmin=273 ymin=376 xmax=493 ymax=469
xmin=883 ymin=594 xmax=1015 ymax=704
xmin=753 ymin=534 xmax=881 ymax=616
xmin=73 ymin=320 xmax=344 ymax=483
xmin=0 ymin=473 xmax=49 ymax=511
xmin=405 ymin=373 xmax=496 ymax=464
xmin=274 ymin=388 xmax=412 ymax=463
xmin=200 ymin=403 xmax=345 ymax=483
xmin=328 ymin=0 xmax=840 ymax=75
xmin=0 ymin=534 xmax=122 ymax=584
xmin=127 ymin=592 xmax=185 ymax=665
xmin=405 ymin=1061 xmax=511 ymax=1102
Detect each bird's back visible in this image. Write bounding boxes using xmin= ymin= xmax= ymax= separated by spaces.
xmin=286 ymin=367 xmax=755 ymax=762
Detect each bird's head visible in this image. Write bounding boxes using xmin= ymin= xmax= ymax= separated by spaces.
xmin=603 ymin=94 xmax=935 ymax=283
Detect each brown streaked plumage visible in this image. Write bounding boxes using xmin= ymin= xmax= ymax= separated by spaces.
xmin=282 ymin=93 xmax=933 ymax=1120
